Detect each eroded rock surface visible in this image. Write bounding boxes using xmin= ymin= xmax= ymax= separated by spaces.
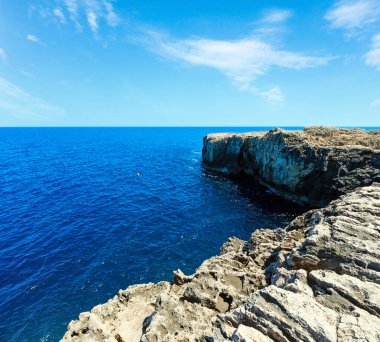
xmin=202 ymin=127 xmax=380 ymax=206
xmin=216 ymin=184 xmax=380 ymax=342
xmin=61 ymin=184 xmax=380 ymax=342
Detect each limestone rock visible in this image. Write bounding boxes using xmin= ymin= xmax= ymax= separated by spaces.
xmin=61 ymin=231 xmax=284 ymax=341
xmin=231 ymin=325 xmax=274 ymax=342
xmin=218 ymin=184 xmax=380 ymax=342
xmin=62 ymin=127 xmax=380 ymax=342
xmin=61 ymin=282 xmax=171 ymax=342
xmin=62 ymin=184 xmax=380 ymax=341
xmin=202 ymin=127 xmax=380 ymax=206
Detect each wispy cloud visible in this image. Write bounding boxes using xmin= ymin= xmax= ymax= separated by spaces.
xmin=326 ymin=1 xmax=380 ymax=71
xmin=87 ymin=10 xmax=98 ymax=32
xmin=30 ymin=0 xmax=119 ymax=33
xmin=104 ymin=0 xmax=119 ymax=27
xmin=0 ymin=48 xmax=7 ymax=64
xmin=64 ymin=0 xmax=81 ymax=29
xmin=53 ymin=8 xmax=66 ymax=24
xmin=364 ymin=34 xmax=380 ymax=69
xmin=252 ymin=9 xmax=293 ymax=40
xmin=261 ymin=9 xmax=293 ymax=24
xmin=325 ymin=0 xmax=380 ymax=32
xmin=140 ymin=31 xmax=331 ymax=103
xmin=0 ymin=77 xmax=64 ymax=120
xmin=255 ymin=86 xmax=285 ymax=103
xmin=62 ymin=0 xmax=119 ymax=32
xmin=27 ymin=34 xmax=43 ymax=45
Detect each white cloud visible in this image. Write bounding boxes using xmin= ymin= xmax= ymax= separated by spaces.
xmin=325 ymin=0 xmax=380 ymax=31
xmin=252 ymin=9 xmax=293 ymax=40
xmin=261 ymin=9 xmax=293 ymax=24
xmin=104 ymin=0 xmax=119 ymax=27
xmin=64 ymin=0 xmax=78 ymax=20
xmin=87 ymin=10 xmax=98 ymax=32
xmin=365 ymin=49 xmax=380 ymax=69
xmin=32 ymin=1 xmax=118 ymax=33
xmin=64 ymin=0 xmax=81 ymax=29
xmin=0 ymin=48 xmax=6 ymax=64
xmin=326 ymin=1 xmax=380 ymax=70
xmin=0 ymin=77 xmax=64 ymax=120
xmin=254 ymin=86 xmax=285 ymax=103
xmin=27 ymin=34 xmax=42 ymax=44
xmin=60 ymin=0 xmax=119 ymax=32
xmin=142 ymin=31 xmax=331 ymax=103
xmin=365 ymin=34 xmax=380 ymax=69
xmin=28 ymin=4 xmax=51 ymax=19
xmin=53 ymin=8 xmax=66 ymax=23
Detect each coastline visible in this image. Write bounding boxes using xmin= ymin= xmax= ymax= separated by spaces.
xmin=203 ymin=127 xmax=380 ymax=207
xmin=61 ymin=127 xmax=380 ymax=341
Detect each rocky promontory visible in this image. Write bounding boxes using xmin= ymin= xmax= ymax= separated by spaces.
xmin=203 ymin=127 xmax=380 ymax=206
xmin=62 ymin=128 xmax=380 ymax=342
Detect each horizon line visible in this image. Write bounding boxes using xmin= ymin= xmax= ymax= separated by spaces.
xmin=0 ymin=125 xmax=380 ymax=129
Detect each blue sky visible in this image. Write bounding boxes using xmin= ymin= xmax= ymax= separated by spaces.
xmin=0 ymin=0 xmax=380 ymax=126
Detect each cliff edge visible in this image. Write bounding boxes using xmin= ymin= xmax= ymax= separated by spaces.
xmin=61 ymin=128 xmax=380 ymax=342
xmin=203 ymin=127 xmax=380 ymax=206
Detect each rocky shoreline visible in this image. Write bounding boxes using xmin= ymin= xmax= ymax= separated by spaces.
xmin=62 ymin=128 xmax=380 ymax=341
xmin=203 ymin=127 xmax=380 ymax=207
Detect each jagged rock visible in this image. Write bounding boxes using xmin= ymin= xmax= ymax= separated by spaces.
xmin=202 ymin=127 xmax=380 ymax=206
xmin=173 ymin=269 xmax=192 ymax=286
xmin=61 ymin=282 xmax=171 ymax=342
xmin=62 ymin=128 xmax=380 ymax=342
xmin=218 ymin=184 xmax=380 ymax=342
xmin=61 ymin=231 xmax=284 ymax=341
xmin=231 ymin=325 xmax=274 ymax=342
xmin=61 ymin=184 xmax=380 ymax=342
xmin=287 ymin=185 xmax=380 ymax=284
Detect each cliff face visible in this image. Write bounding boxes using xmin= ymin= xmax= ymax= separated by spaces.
xmin=62 ymin=184 xmax=380 ymax=342
xmin=61 ymin=128 xmax=380 ymax=342
xmin=216 ymin=184 xmax=380 ymax=341
xmin=203 ymin=127 xmax=380 ymax=206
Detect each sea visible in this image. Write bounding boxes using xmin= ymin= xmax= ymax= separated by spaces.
xmin=0 ymin=127 xmax=306 ymax=341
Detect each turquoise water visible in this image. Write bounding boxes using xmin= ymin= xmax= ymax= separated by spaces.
xmin=0 ymin=127 xmax=304 ymax=341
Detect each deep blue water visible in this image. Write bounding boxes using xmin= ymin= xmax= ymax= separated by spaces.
xmin=0 ymin=127 xmax=304 ymax=342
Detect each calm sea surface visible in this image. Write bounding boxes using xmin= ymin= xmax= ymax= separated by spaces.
xmin=0 ymin=127 xmax=305 ymax=341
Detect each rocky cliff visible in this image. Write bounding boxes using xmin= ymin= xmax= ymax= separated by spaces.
xmin=62 ymin=184 xmax=380 ymax=342
xmin=203 ymin=127 xmax=380 ymax=206
xmin=61 ymin=128 xmax=380 ymax=342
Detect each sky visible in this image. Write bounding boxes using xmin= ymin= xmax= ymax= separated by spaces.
xmin=0 ymin=0 xmax=380 ymax=126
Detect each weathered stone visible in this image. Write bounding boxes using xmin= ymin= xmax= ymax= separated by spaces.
xmin=202 ymin=127 xmax=380 ymax=206
xmin=231 ymin=325 xmax=274 ymax=342
xmin=61 ymin=128 xmax=380 ymax=342
xmin=218 ymin=184 xmax=380 ymax=342
xmin=61 ymin=184 xmax=380 ymax=342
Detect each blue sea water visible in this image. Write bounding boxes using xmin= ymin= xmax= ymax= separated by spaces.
xmin=0 ymin=127 xmax=304 ymax=342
